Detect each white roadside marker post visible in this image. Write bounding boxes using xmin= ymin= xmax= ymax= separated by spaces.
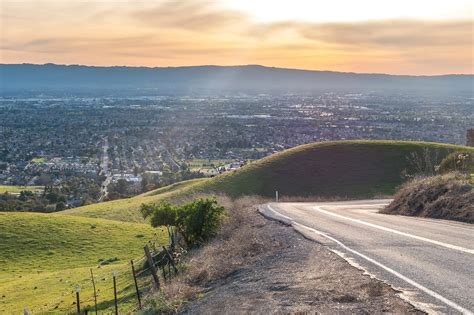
xmin=275 ymin=190 xmax=279 ymax=202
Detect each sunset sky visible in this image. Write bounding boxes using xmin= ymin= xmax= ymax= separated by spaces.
xmin=1 ymin=0 xmax=473 ymax=75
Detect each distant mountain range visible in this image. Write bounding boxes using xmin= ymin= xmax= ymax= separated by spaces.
xmin=1 ymin=63 xmax=472 ymax=94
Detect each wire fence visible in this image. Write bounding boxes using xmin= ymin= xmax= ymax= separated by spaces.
xmin=22 ymin=240 xmax=181 ymax=314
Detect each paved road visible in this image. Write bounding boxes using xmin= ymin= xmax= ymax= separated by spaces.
xmin=260 ymin=200 xmax=474 ymax=314
xmin=99 ymin=137 xmax=112 ymax=201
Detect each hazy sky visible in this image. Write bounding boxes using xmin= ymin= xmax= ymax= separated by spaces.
xmin=1 ymin=0 xmax=473 ymax=74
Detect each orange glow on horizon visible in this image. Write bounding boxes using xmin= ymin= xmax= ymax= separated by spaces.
xmin=1 ymin=0 xmax=473 ymax=75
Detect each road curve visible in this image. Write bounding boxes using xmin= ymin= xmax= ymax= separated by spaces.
xmin=260 ymin=200 xmax=474 ymax=314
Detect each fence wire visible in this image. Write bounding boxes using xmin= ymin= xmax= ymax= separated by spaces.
xmin=21 ymin=242 xmax=176 ymax=314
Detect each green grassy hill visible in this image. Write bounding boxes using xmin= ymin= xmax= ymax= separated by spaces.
xmin=61 ymin=140 xmax=472 ymax=223
xmin=0 ymin=212 xmax=163 ymax=313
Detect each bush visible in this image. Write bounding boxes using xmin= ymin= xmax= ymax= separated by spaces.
xmin=141 ymin=198 xmax=225 ymax=248
xmin=177 ymin=198 xmax=225 ymax=247
xmin=438 ymin=151 xmax=474 ymax=174
xmin=141 ymin=202 xmax=178 ymax=247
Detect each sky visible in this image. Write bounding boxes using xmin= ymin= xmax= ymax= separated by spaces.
xmin=1 ymin=0 xmax=473 ymax=75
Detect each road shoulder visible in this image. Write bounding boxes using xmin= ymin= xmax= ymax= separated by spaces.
xmin=180 ymin=201 xmax=422 ymax=314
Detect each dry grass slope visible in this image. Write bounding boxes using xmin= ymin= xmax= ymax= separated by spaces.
xmin=383 ymin=172 xmax=474 ymax=223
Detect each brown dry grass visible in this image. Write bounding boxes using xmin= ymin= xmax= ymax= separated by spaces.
xmin=140 ymin=195 xmax=282 ymax=313
xmin=383 ymin=172 xmax=474 ymax=223
xmin=183 ymin=196 xmax=276 ymax=285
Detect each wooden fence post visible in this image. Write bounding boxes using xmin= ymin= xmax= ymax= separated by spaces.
xmin=113 ymin=271 xmax=118 ymax=315
xmin=162 ymin=246 xmax=178 ymax=274
xmin=144 ymin=245 xmax=160 ymax=289
xmin=90 ymin=268 xmax=98 ymax=315
xmin=76 ymin=285 xmax=81 ymax=314
xmin=161 ymin=265 xmax=167 ymax=282
xmin=130 ymin=260 xmax=142 ymax=309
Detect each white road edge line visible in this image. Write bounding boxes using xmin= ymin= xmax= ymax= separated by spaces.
xmin=265 ymin=204 xmax=474 ymax=315
xmin=313 ymin=206 xmax=474 ymax=255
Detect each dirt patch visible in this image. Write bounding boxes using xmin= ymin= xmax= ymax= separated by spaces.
xmin=158 ymin=197 xmax=424 ymax=314
xmin=382 ymin=173 xmax=473 ymax=223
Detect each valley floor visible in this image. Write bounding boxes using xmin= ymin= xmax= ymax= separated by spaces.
xmin=180 ymin=203 xmax=421 ymax=314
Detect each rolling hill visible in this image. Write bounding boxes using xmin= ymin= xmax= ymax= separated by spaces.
xmin=60 ymin=140 xmax=472 ymax=223
xmin=0 ymin=212 xmax=163 ymax=313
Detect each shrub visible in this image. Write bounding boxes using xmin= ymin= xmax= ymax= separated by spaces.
xmin=177 ymin=198 xmax=225 ymax=247
xmin=438 ymin=151 xmax=474 ymax=174
xmin=141 ymin=202 xmax=178 ymax=247
xmin=141 ymin=198 xmax=225 ymax=248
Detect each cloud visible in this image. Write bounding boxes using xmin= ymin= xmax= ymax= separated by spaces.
xmin=132 ymin=1 xmax=249 ymax=31
xmin=298 ymin=20 xmax=472 ymax=47
xmin=249 ymin=19 xmax=473 ymax=48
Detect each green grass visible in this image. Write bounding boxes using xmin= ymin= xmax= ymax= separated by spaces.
xmin=60 ymin=140 xmax=472 ymax=224
xmin=140 ymin=178 xmax=207 ymax=197
xmin=60 ymin=178 xmax=207 ymax=222
xmin=0 ymin=185 xmax=44 ymax=193
xmin=30 ymin=157 xmax=48 ymax=163
xmin=0 ymin=212 xmax=165 ymax=313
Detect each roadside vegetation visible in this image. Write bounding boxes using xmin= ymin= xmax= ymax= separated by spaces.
xmin=139 ymin=196 xmax=270 ymax=313
xmin=384 ymin=150 xmax=474 ymax=223
xmin=141 ymin=198 xmax=225 ymax=248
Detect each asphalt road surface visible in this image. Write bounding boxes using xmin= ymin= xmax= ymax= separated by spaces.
xmin=260 ymin=200 xmax=474 ymax=314
xmin=99 ymin=137 xmax=111 ymax=201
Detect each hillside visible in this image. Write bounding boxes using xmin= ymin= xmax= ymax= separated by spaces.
xmin=0 ymin=212 xmax=163 ymax=313
xmin=2 ymin=64 xmax=472 ymax=94
xmin=60 ymin=140 xmax=471 ymax=223
xmin=60 ymin=178 xmax=207 ymax=222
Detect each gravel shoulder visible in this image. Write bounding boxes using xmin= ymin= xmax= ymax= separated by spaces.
xmin=180 ymin=203 xmax=422 ymax=314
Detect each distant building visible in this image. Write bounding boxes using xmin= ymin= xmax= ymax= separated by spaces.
xmin=467 ymin=129 xmax=474 ymax=147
